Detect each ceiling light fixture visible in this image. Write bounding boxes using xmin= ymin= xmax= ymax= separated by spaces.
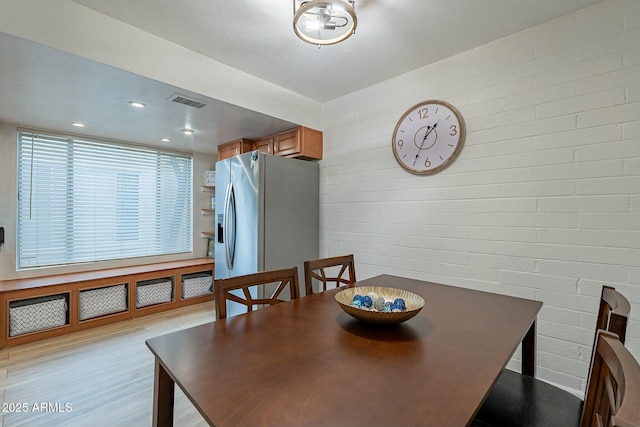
xmin=160 ymin=138 xmax=171 ymax=142
xmin=129 ymin=101 xmax=146 ymax=108
xmin=181 ymin=128 xmax=195 ymax=135
xmin=293 ymin=0 xmax=357 ymax=46
xmin=71 ymin=122 xmax=85 ymax=128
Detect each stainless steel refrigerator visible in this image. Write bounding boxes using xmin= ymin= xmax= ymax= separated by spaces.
xmin=214 ymin=150 xmax=319 ymax=313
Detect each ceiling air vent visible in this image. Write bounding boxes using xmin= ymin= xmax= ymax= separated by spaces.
xmin=168 ymin=93 xmax=207 ymax=109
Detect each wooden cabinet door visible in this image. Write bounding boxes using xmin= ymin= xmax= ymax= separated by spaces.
xmin=273 ymin=129 xmax=300 ymax=157
xmin=273 ymin=127 xmax=322 ymax=160
xmin=254 ymin=137 xmax=274 ymax=155
xmin=217 ymin=139 xmax=253 ymax=161
xmin=217 ymin=143 xmax=241 ymax=161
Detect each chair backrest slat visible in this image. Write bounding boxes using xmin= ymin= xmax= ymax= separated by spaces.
xmin=303 ymin=254 xmax=356 ymax=296
xmin=582 ymin=286 xmax=631 ymax=426
xmin=581 ymin=330 xmax=640 ymax=427
xmin=600 ymin=286 xmax=631 ymax=343
xmin=214 ymin=267 xmax=299 ymax=320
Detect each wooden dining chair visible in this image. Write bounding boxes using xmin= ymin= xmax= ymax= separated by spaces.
xmin=214 ymin=267 xmax=299 ymax=320
xmin=473 ymin=285 xmax=631 ymax=427
xmin=581 ymin=329 xmax=640 ymax=427
xmin=303 ymin=254 xmax=356 ymax=296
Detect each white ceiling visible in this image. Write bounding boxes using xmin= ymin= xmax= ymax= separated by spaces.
xmin=0 ymin=0 xmax=604 ymax=154
xmin=0 ymin=33 xmax=297 ymax=155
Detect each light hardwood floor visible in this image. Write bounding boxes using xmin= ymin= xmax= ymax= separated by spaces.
xmin=0 ymin=301 xmax=216 ymax=427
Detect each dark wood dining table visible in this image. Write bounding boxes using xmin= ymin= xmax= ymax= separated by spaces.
xmin=146 ymin=274 xmax=542 ymax=427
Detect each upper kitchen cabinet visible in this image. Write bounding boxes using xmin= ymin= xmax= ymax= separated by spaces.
xmin=254 ymin=136 xmax=274 ymax=155
xmin=254 ymin=127 xmax=323 ymax=160
xmin=219 ymin=127 xmax=323 ymax=161
xmin=217 ymin=138 xmax=254 ymax=161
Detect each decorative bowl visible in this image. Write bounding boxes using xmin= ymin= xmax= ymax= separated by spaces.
xmin=335 ymin=286 xmax=425 ymax=325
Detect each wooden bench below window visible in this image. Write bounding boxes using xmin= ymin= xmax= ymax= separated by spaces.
xmin=0 ymin=258 xmax=214 ymax=348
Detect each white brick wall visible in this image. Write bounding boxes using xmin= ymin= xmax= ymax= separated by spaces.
xmin=320 ymin=0 xmax=640 ymax=394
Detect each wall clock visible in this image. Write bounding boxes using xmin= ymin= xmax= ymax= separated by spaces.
xmin=391 ymin=99 xmax=465 ymax=174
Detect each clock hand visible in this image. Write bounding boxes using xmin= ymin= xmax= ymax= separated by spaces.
xmin=413 ymin=120 xmax=439 ymax=166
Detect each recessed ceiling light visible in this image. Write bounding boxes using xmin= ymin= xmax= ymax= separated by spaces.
xmin=182 ymin=128 xmax=195 ymax=135
xmin=129 ymin=101 xmax=146 ymax=108
xmin=71 ymin=122 xmax=85 ymax=127
xmin=160 ymin=138 xmax=171 ymax=142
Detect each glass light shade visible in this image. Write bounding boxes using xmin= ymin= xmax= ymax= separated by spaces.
xmin=293 ymin=0 xmax=357 ymax=46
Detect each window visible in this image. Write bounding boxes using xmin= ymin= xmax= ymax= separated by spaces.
xmin=17 ymin=130 xmax=193 ymax=269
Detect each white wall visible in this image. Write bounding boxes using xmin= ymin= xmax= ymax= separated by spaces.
xmin=320 ymin=0 xmax=640 ymax=394
xmin=0 ymin=124 xmax=17 ymax=277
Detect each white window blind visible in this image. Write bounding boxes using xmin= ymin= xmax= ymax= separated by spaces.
xmin=17 ymin=130 xmax=193 ymax=269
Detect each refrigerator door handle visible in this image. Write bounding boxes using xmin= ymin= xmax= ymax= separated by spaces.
xmin=224 ymin=182 xmax=236 ymax=270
